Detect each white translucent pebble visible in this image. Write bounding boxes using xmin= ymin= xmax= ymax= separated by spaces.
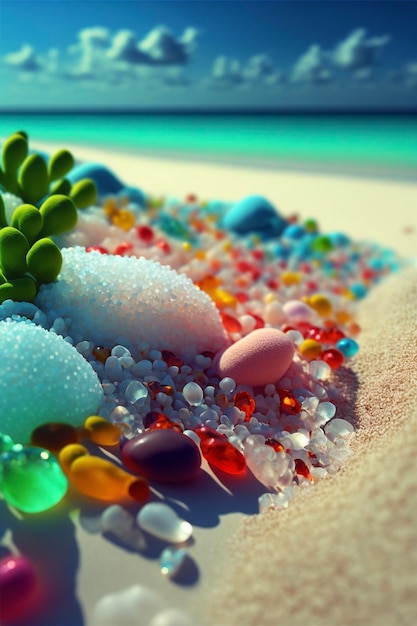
xmin=91 ymin=584 xmax=166 ymax=626
xmin=36 ymin=247 xmax=228 ymax=358
xmin=219 ymin=376 xmax=236 ymax=395
xmin=309 ymin=359 xmax=332 ymax=381
xmin=324 ymin=418 xmax=355 ymax=441
xmin=239 ymin=314 xmax=256 ymax=334
xmin=286 ymin=330 xmax=304 ymax=346
xmin=160 ymin=547 xmax=188 ymax=578
xmin=316 ymin=401 xmax=336 ymax=425
xmin=125 ymin=380 xmax=149 ymax=405
xmin=182 ymin=382 xmax=204 ymax=406
xmin=183 ymin=429 xmax=201 ymax=445
xmin=136 ymin=503 xmax=193 ymax=543
xmin=0 ymin=319 xmax=103 ymax=443
xmin=258 ymin=488 xmax=294 ymax=513
xmin=149 ymin=608 xmax=195 ymax=626
xmin=283 ymin=431 xmax=310 ymax=450
xmin=100 ymin=505 xmax=146 ymax=551
xmin=264 ymin=300 xmax=285 ymax=326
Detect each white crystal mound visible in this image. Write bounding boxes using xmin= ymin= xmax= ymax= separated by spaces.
xmin=36 ymin=247 xmax=228 ymax=358
xmin=0 ymin=318 xmax=103 ymax=443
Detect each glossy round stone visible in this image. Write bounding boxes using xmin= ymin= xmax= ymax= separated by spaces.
xmin=336 ymin=337 xmax=359 ymax=358
xmin=199 ymin=437 xmax=247 ymax=475
xmin=83 ymin=415 xmax=122 ymax=446
xmin=0 ymin=445 xmax=68 ymax=513
xmin=213 ymin=328 xmax=294 ymax=387
xmin=0 ymin=555 xmax=38 ymax=621
xmin=122 ymin=430 xmax=201 ymax=483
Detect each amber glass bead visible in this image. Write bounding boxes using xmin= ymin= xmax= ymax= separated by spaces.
xmin=30 ymin=422 xmax=79 ymax=453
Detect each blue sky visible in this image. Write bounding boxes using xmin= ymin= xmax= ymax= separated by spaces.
xmin=0 ymin=0 xmax=416 ymax=110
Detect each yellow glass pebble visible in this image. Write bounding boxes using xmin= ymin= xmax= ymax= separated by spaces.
xmin=83 ymin=416 xmax=122 ymax=446
xmin=308 ymin=294 xmax=333 ymax=317
xmin=181 ymin=241 xmax=192 ymax=252
xmin=281 ymin=271 xmax=301 ymax=286
xmin=112 ymin=208 xmax=136 ymax=231
xmin=263 ymin=293 xmax=277 ymax=304
xmin=103 ymin=197 xmax=119 ymax=218
xmin=223 ymin=241 xmax=232 ymax=252
xmin=58 ymin=443 xmax=89 ymax=474
xmin=212 ymin=288 xmax=238 ymax=309
xmin=299 ymin=339 xmax=322 ymax=360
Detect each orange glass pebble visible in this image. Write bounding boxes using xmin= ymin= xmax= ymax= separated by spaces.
xmin=58 ymin=444 xmax=149 ymax=503
xmin=265 ymin=438 xmax=284 ymax=453
xmin=281 ymin=271 xmax=301 ymax=286
xmin=31 ymin=422 xmax=79 ymax=452
xmin=299 ymin=339 xmax=322 ymax=360
xmin=93 ymin=346 xmax=111 ymax=363
xmin=83 ymin=416 xmax=122 ymax=446
xmin=278 ymin=389 xmax=302 ymax=415
xmin=144 ymin=412 xmax=183 ymax=433
xmin=112 ymin=208 xmax=136 ymax=231
xmin=234 ymin=391 xmax=256 ymax=422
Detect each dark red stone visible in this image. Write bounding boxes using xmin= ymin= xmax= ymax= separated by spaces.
xmin=121 ymin=429 xmax=201 ymax=482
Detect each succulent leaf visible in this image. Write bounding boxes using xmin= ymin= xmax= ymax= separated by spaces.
xmin=0 ymin=226 xmax=30 ymax=278
xmin=39 ymin=194 xmax=78 ymax=236
xmin=1 ymin=133 xmax=28 ymax=174
xmin=26 ymin=237 xmax=62 ymax=284
xmin=51 ymin=178 xmax=72 ymax=196
xmin=11 ymin=203 xmax=43 ymax=243
xmin=48 ymin=149 xmax=75 ymax=182
xmin=70 ymin=178 xmax=97 ymax=209
xmin=0 ymin=276 xmax=37 ymax=304
xmin=18 ymin=154 xmax=49 ymax=204
xmin=0 ymin=194 xmax=7 ymax=228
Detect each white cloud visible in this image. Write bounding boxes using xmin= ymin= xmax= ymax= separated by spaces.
xmin=332 ymin=28 xmax=390 ymax=71
xmin=3 ymin=44 xmax=42 ymax=71
xmin=206 ymin=53 xmax=284 ymax=89
xmin=138 ymin=26 xmax=198 ymax=65
xmin=242 ymin=54 xmax=273 ymax=80
xmin=404 ymin=61 xmax=417 ymax=87
xmin=291 ymin=45 xmax=332 ymax=84
xmin=107 ymin=30 xmax=147 ymax=64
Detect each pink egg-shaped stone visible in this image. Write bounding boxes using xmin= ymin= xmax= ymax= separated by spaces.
xmin=213 ymin=328 xmax=294 ymax=387
xmin=0 ymin=555 xmax=38 ymax=620
xmin=282 ymin=299 xmax=313 ymax=321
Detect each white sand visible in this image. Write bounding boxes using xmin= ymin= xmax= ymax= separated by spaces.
xmin=22 ymin=144 xmax=417 ymax=625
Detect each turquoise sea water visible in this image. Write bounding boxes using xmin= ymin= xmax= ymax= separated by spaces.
xmin=0 ymin=113 xmax=416 ymax=178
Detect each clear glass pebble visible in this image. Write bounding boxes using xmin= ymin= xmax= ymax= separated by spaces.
xmin=159 ymin=547 xmax=188 ymax=578
xmin=125 ymin=380 xmax=149 ymax=405
xmin=182 ymin=382 xmax=204 ymax=406
xmin=324 ymin=418 xmax=355 ymax=441
xmin=136 ymin=503 xmax=193 ymax=543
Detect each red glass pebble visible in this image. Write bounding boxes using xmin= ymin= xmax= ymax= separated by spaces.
xmin=194 ymin=425 xmax=227 ymax=442
xmin=136 ymin=225 xmax=154 ymax=242
xmin=294 ymin=458 xmax=312 ymax=479
xmin=145 ymin=412 xmax=183 ymax=433
xmin=86 ymin=245 xmax=108 ymax=254
xmin=121 ymin=429 xmax=201 ymax=482
xmin=221 ymin=311 xmax=242 ymax=334
xmin=0 ymin=555 xmax=38 ymax=622
xmin=161 ymin=350 xmax=184 ymax=368
xmin=199 ymin=437 xmax=246 ymax=475
xmin=321 ymin=348 xmax=344 ymax=369
xmin=248 ymin=313 xmax=265 ymax=330
xmin=234 ymin=391 xmax=256 ymax=422
xmin=325 ymin=326 xmax=346 ymax=344
xmin=114 ymin=242 xmax=133 ymax=256
xmin=156 ymin=239 xmax=171 ymax=254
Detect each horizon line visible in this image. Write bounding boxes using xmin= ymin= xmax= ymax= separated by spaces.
xmin=1 ymin=107 xmax=416 ymax=116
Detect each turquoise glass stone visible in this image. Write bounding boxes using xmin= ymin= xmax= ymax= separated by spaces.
xmin=0 ymin=445 xmax=68 ymax=513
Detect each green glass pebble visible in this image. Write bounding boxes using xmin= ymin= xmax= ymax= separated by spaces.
xmin=0 ymin=433 xmax=14 ymax=454
xmin=0 ymin=444 xmax=68 ymax=513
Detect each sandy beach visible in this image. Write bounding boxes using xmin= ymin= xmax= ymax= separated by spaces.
xmin=5 ymin=143 xmax=417 ymax=626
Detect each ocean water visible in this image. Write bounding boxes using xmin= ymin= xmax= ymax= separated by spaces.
xmin=0 ymin=113 xmax=416 ymax=179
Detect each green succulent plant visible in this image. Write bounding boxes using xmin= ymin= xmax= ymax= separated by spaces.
xmin=0 ymin=131 xmax=98 ymax=304
xmin=0 ymin=131 xmax=97 ymax=208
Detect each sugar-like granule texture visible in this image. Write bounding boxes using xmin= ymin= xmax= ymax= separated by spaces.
xmin=35 ymin=247 xmax=229 ymax=358
xmin=0 ymin=318 xmax=103 ymax=443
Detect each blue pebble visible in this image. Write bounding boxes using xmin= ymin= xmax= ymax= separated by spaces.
xmin=336 ymin=338 xmax=359 ymax=358
xmin=282 ymin=224 xmax=305 ymax=240
xmin=350 ymin=283 xmax=368 ymax=299
xmin=222 ymin=195 xmax=288 ymax=237
xmin=67 ymin=162 xmax=124 ymax=197
xmin=329 ymin=232 xmax=351 ymax=247
xmin=119 ymin=186 xmax=146 ymax=207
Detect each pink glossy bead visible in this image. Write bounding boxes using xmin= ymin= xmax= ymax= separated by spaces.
xmin=0 ymin=555 xmax=38 ymax=621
